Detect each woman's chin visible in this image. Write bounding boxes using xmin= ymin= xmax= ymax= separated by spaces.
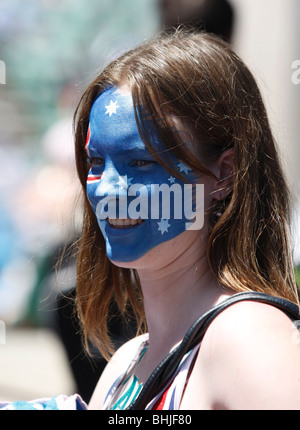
xmin=108 ymin=229 xmax=198 ymax=270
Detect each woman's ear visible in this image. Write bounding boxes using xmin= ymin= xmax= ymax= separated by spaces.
xmin=211 ymin=148 xmax=234 ymax=201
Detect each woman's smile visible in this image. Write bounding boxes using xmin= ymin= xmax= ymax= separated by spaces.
xmin=107 ymin=218 xmax=144 ymax=228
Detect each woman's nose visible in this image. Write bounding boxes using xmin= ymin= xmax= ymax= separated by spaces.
xmin=94 ymin=164 xmax=128 ymax=198
xmin=93 ymin=163 xmax=131 ymax=220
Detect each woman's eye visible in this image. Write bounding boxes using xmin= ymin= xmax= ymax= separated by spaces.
xmin=134 ymin=160 xmax=156 ymax=168
xmin=88 ymin=157 xmax=105 ymax=167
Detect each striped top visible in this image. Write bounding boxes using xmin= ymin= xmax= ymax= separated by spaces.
xmin=102 ymin=335 xmax=200 ymax=410
xmin=104 ymin=340 xmax=148 ymax=410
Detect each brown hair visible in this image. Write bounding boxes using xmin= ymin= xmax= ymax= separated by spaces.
xmin=73 ymin=30 xmax=299 ymax=359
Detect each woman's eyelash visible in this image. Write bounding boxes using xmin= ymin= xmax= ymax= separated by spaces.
xmin=88 ymin=157 xmax=105 ymax=167
xmin=134 ymin=160 xmax=156 ymax=167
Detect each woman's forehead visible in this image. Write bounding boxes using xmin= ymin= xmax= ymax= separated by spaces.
xmin=89 ymin=87 xmax=135 ymax=129
xmin=88 ymin=87 xmax=142 ymax=150
xmin=88 ymin=86 xmax=166 ymax=156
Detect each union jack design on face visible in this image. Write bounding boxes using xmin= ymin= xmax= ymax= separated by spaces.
xmin=87 ymin=173 xmax=103 ymax=182
xmin=85 ymin=124 xmax=91 ymax=155
xmin=85 ymin=124 xmax=103 ymax=183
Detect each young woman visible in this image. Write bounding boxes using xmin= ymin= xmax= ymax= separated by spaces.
xmin=72 ymin=30 xmax=300 ymax=410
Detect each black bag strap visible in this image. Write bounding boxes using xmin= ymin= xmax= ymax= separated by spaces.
xmin=127 ymin=291 xmax=300 ymax=410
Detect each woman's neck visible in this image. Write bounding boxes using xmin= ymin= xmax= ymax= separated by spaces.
xmin=136 ymin=234 xmax=228 ymax=360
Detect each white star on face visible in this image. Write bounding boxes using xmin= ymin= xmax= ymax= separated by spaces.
xmin=105 ymin=100 xmax=119 ymax=117
xmin=157 ymin=219 xmax=171 ymax=235
xmin=177 ymin=161 xmax=191 ymax=175
xmin=168 ymin=176 xmax=176 ymax=184
xmin=118 ymin=175 xmax=133 ymax=190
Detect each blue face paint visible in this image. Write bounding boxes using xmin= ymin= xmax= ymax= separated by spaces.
xmin=86 ymin=87 xmax=203 ymax=262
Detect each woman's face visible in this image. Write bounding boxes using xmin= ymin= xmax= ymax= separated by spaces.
xmin=85 ymin=86 xmax=212 ymax=264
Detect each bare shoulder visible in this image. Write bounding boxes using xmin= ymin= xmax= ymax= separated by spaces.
xmin=88 ymin=333 xmax=148 ymax=410
xmin=205 ymin=299 xmax=298 ymax=345
xmin=182 ymin=300 xmax=300 ymax=410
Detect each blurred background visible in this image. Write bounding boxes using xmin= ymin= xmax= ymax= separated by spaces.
xmin=0 ymin=0 xmax=299 ymax=405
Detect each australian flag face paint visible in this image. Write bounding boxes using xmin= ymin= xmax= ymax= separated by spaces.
xmin=86 ymin=87 xmax=204 ymax=262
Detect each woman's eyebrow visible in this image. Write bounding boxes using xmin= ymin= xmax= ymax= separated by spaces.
xmin=86 ymin=142 xmax=155 ymax=158
xmin=128 ymin=147 xmax=154 ymax=156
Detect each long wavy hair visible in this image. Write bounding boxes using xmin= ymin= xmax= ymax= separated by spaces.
xmin=73 ymin=30 xmax=299 ymax=360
